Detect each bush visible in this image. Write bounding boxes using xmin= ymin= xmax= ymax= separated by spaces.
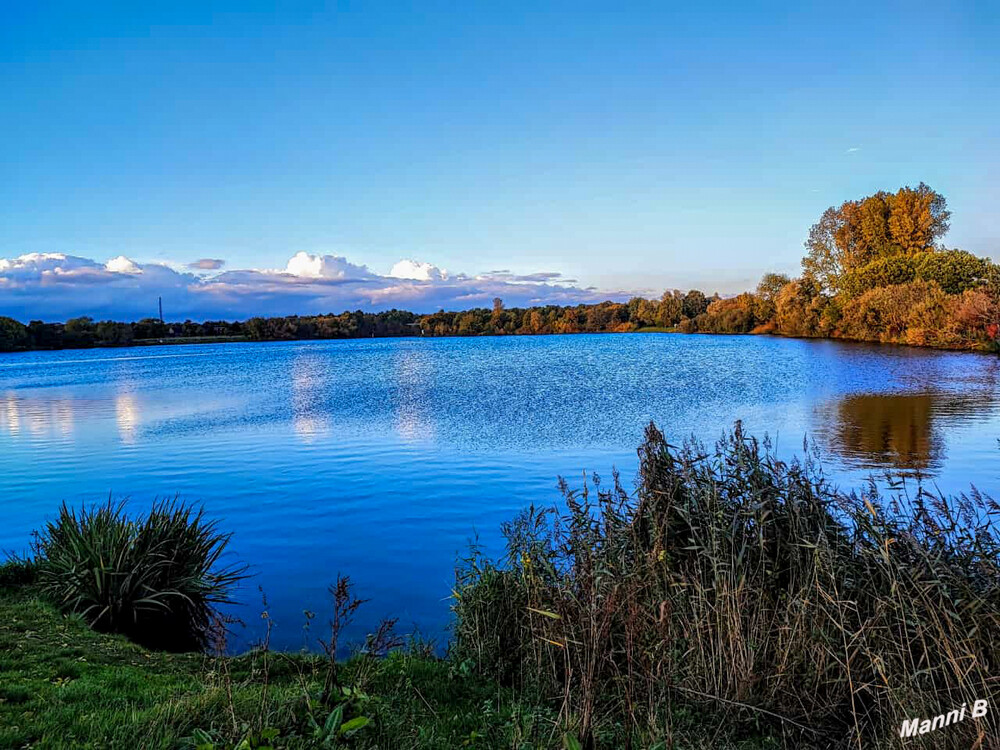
xmin=452 ymin=423 xmax=1000 ymax=748
xmin=949 ymin=287 xmax=1000 ymax=346
xmin=839 ymin=255 xmax=917 ymax=298
xmin=904 ymin=289 xmax=959 ymax=348
xmin=699 ymin=294 xmax=757 ymax=333
xmin=839 ymin=250 xmax=992 ymax=299
xmin=914 ymin=249 xmax=991 ymax=294
xmin=837 ymin=279 xmax=947 ymax=343
xmin=677 ymin=316 xmax=697 ymax=333
xmin=0 ymin=557 xmax=38 ymax=587
xmin=32 ymin=499 xmax=246 ymax=651
xmin=774 ymin=278 xmax=826 ymax=336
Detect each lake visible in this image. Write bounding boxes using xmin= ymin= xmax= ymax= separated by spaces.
xmin=2 ymin=333 xmax=999 ymax=651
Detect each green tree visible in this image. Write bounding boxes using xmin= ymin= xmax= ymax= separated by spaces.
xmin=656 ymin=291 xmax=683 ymax=327
xmin=913 ymin=249 xmax=989 ymax=294
xmin=682 ymin=290 xmax=708 ymax=319
xmin=491 ymin=297 xmax=506 ymax=332
xmin=756 ymin=273 xmax=791 ymax=301
xmin=0 ymin=316 xmax=28 ymax=351
xmin=63 ymin=317 xmax=96 ymax=347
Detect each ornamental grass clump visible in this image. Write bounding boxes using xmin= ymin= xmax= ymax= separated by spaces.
xmin=33 ymin=498 xmax=246 ymax=652
xmin=452 ymin=422 xmax=1000 ymax=749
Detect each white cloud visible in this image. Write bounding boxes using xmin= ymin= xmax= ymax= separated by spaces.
xmin=388 ymin=259 xmax=447 ymax=281
xmin=0 ymin=250 xmax=636 ymax=321
xmin=284 ymin=252 xmax=374 ymax=280
xmin=105 ymin=255 xmax=142 ymax=274
xmin=845 ymin=147 xmax=861 ymax=154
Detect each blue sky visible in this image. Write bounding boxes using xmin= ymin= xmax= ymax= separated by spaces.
xmin=1 ymin=1 xmax=997 ymax=320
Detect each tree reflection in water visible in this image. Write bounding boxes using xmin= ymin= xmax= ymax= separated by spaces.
xmin=817 ymin=390 xmax=998 ymax=472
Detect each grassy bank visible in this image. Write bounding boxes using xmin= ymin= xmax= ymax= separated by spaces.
xmin=133 ymin=336 xmax=250 ymax=347
xmin=0 ymin=573 xmax=543 ymax=749
xmin=0 ymin=576 xmax=779 ymax=750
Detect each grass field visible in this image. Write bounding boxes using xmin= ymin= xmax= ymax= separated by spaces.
xmin=0 ymin=582 xmax=534 ymax=749
xmin=0 ymin=576 xmax=784 ymax=750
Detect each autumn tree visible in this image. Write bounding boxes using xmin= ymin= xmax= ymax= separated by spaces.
xmin=802 ymin=183 xmax=951 ymax=292
xmin=774 ymin=278 xmax=826 ymax=337
xmin=701 ymin=294 xmax=757 ymax=333
xmin=490 ymin=297 xmax=506 ymax=332
xmin=753 ymin=272 xmax=792 ymax=322
xmin=889 ymin=183 xmax=950 ymax=253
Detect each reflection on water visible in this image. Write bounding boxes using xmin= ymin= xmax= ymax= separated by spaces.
xmin=0 ymin=394 xmax=77 ymax=440
xmin=51 ymin=400 xmax=75 ymax=439
xmin=291 ymin=352 xmax=331 ymax=443
xmin=0 ymin=394 xmax=21 ymax=436
xmin=815 ymin=390 xmax=1000 ymax=472
xmin=115 ymin=393 xmax=139 ymax=444
xmin=392 ymin=345 xmax=435 ymax=442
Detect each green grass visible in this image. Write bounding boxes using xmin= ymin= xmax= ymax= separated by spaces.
xmin=0 ymin=579 xmax=780 ymax=749
xmin=0 ymin=587 xmax=206 ymax=749
xmin=0 ymin=584 xmax=512 ymax=749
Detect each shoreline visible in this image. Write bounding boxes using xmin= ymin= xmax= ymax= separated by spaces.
xmin=1 ymin=324 xmax=997 ymax=357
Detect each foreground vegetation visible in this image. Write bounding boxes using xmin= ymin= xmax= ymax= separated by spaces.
xmin=31 ymin=499 xmax=246 ymax=652
xmin=3 ymin=422 xmax=998 ymax=748
xmin=0 ymin=580 xmax=557 ymax=750
xmin=0 ymin=567 xmax=775 ymax=750
xmin=453 ymin=424 xmax=1000 ymax=748
xmin=1 ymin=183 xmax=998 ymax=355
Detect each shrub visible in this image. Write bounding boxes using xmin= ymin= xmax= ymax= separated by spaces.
xmin=699 ymin=294 xmax=757 ymax=334
xmin=839 ymin=250 xmax=992 ymax=299
xmin=677 ymin=316 xmax=697 ymax=333
xmin=452 ymin=423 xmax=1000 ymax=748
xmin=774 ymin=278 xmax=826 ymax=336
xmin=0 ymin=556 xmax=38 ymax=587
xmin=914 ymin=249 xmax=990 ymax=294
xmin=837 ymin=279 xmax=947 ymax=343
xmin=839 ymin=255 xmax=917 ymax=298
xmin=33 ymin=499 xmax=246 ymax=651
xmin=904 ymin=290 xmax=959 ymax=348
xmin=950 ymin=287 xmax=1000 ymax=346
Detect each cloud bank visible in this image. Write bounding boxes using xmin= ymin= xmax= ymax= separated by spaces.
xmin=0 ymin=251 xmax=635 ymax=322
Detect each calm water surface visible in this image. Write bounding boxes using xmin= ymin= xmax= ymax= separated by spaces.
xmin=2 ymin=334 xmax=999 ymax=650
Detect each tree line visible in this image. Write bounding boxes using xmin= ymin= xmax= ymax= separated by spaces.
xmin=0 ymin=295 xmax=720 ymax=352
xmin=0 ymin=317 xmax=249 ymax=351
xmin=1 ymin=183 xmax=997 ymax=353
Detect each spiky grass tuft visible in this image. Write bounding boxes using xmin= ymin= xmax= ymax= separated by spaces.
xmin=33 ymin=498 xmax=246 ymax=651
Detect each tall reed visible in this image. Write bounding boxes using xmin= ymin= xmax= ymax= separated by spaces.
xmin=452 ymin=422 xmax=1000 ymax=748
